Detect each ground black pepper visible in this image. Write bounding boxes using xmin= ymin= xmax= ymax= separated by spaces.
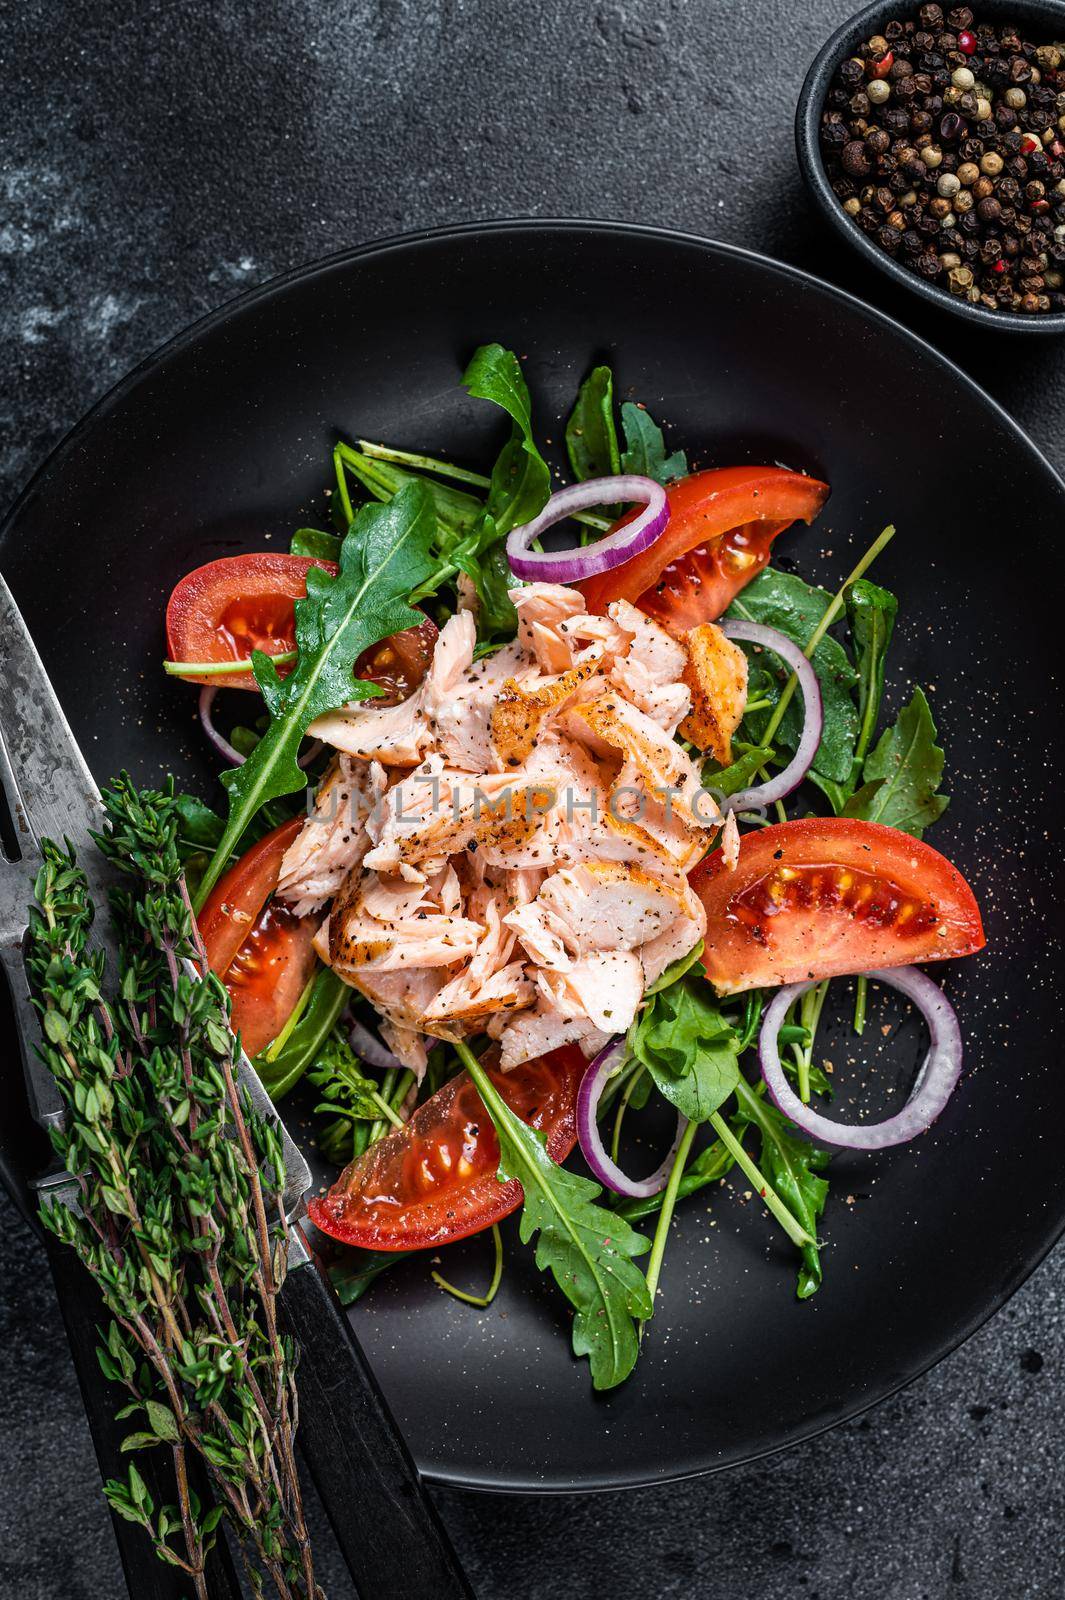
xmin=819 ymin=8 xmax=1065 ymax=311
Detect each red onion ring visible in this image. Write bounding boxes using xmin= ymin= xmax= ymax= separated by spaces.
xmin=718 ymin=620 xmax=823 ymax=811
xmin=506 ymin=475 xmax=668 ymax=583
xmin=759 ymin=967 xmax=963 ymax=1149
xmin=576 ymin=1037 xmax=688 ymax=1197
xmin=199 ymin=687 xmax=322 ymax=770
xmin=198 ymin=687 xmax=243 ymax=766
xmin=348 ymin=1014 xmax=403 ymax=1073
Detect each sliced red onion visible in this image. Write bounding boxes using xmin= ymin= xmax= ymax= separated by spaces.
xmin=200 ymin=687 xmax=322 ymax=770
xmin=759 ymin=967 xmax=963 ymax=1150
xmin=719 ymin=620 xmax=823 ymax=811
xmin=198 ymin=687 xmax=243 ymax=766
xmin=576 ymin=1037 xmax=688 ymax=1197
xmin=298 ymin=738 xmax=325 ymax=770
xmin=348 ymin=1013 xmax=403 ymax=1073
xmin=506 ymin=475 xmax=668 ymax=584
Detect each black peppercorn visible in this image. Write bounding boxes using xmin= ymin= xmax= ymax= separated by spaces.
xmin=948 ymin=6 xmax=973 ymax=27
xmin=841 ymin=57 xmax=866 ymax=87
xmin=976 ymin=195 xmax=1002 ymax=221
xmin=842 ymin=140 xmax=873 ymax=176
xmin=919 ymin=3 xmax=944 ymax=27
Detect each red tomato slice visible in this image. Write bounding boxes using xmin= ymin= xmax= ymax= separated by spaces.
xmin=166 ymin=551 xmax=438 ymax=697
xmin=690 ymin=818 xmax=985 ymax=996
xmin=167 ymin=553 xmax=336 ymax=689
xmin=577 ymin=466 xmax=830 ymax=636
xmin=306 ymin=1046 xmax=587 ymax=1250
xmin=198 ymin=818 xmax=319 ymax=1057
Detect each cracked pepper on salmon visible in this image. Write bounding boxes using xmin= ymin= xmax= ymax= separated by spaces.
xmin=277 ymin=583 xmax=747 ymax=1077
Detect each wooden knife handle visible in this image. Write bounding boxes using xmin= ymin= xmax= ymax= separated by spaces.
xmin=279 ymin=1258 xmax=473 ymax=1600
xmin=44 ymin=1233 xmax=241 ymax=1600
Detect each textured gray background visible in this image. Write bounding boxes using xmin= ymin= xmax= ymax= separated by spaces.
xmin=2 ymin=1 xmax=1065 ymax=1596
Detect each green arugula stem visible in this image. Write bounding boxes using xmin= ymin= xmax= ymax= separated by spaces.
xmin=643 ymin=1119 xmax=697 ymax=1308
xmin=332 ymin=442 xmax=356 ymax=525
xmin=614 ymin=1133 xmax=735 ymax=1223
xmin=611 ymin=1062 xmax=647 ymax=1162
xmin=760 ymin=524 xmax=897 ymax=750
xmin=792 ymin=980 xmax=829 ymax=1103
xmin=370 ymin=1089 xmax=405 ymax=1131
xmin=431 ymin=1224 xmax=504 ymax=1308
xmin=356 ymin=439 xmax=491 ymax=489
xmin=261 ymin=968 xmax=318 ymax=1063
xmin=164 ymin=651 xmax=297 ymax=678
xmin=707 ymin=1109 xmax=816 ymax=1249
xmin=853 ymin=974 xmax=868 ymax=1036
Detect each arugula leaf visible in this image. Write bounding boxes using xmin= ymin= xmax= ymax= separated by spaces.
xmin=448 ymin=345 xmax=552 ymax=636
xmin=643 ymin=939 xmax=704 ymax=996
xmin=461 ymin=344 xmax=551 ymax=539
xmin=337 ymin=449 xmax=483 ymax=542
xmin=847 ymin=579 xmax=898 ymax=775
xmin=702 ymin=742 xmax=774 ymax=800
xmin=329 ymin=1248 xmax=407 ymax=1306
xmin=727 ymin=569 xmax=859 ymax=784
xmin=457 ymin=1043 xmax=651 ymax=1390
xmin=619 ymin=401 xmax=688 ymax=485
xmin=194 ymin=483 xmax=437 ymax=906
xmin=733 ymin=1079 xmax=830 ymax=1298
xmin=842 ymin=686 xmax=948 ymax=838
xmin=308 ymin=1032 xmax=392 ymax=1163
xmin=566 ymin=365 xmax=621 ymax=481
xmin=254 ymin=967 xmax=348 ymax=1100
xmin=291 ymin=527 xmax=343 ymax=561
xmin=631 ymin=977 xmax=741 ymax=1124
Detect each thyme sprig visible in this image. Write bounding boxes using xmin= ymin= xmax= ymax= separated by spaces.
xmin=28 ymin=777 xmax=322 ymax=1599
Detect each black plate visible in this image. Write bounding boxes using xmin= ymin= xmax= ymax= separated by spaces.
xmin=3 ymin=221 xmax=1064 ymax=1493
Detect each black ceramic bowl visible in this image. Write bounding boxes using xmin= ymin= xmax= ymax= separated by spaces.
xmin=3 ymin=221 xmax=1065 ymax=1492
xmin=796 ymin=0 xmax=1065 ymax=333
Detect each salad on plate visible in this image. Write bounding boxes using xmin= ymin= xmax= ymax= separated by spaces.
xmin=163 ymin=346 xmax=985 ymax=1390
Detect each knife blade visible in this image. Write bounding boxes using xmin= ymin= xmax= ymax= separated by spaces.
xmin=0 ymin=571 xmax=472 ymax=1599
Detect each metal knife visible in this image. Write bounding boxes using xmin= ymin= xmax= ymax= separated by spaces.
xmin=0 ymin=573 xmax=472 ymax=1600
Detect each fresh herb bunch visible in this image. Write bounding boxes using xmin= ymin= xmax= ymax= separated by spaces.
xmin=29 ymin=777 xmax=321 ymax=1600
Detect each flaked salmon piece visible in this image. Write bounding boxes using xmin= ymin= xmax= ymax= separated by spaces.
xmin=277 ymin=755 xmax=386 ymax=916
xmin=505 ymin=899 xmax=570 ymax=969
xmin=721 ymin=810 xmax=741 ymax=872
xmin=609 ymin=599 xmax=688 ymax=682
xmin=638 ymin=877 xmax=707 ymax=988
xmin=309 ymin=678 xmax=432 ymax=765
xmin=536 ymin=951 xmax=644 ymax=1036
xmin=566 ymin=693 xmax=716 ymax=830
xmin=680 ymin=622 xmax=748 ymax=765
xmin=504 ymin=865 xmax=547 ymax=908
xmin=489 ymin=649 xmax=607 ymax=769
xmin=325 ymin=865 xmax=483 ymax=972
xmin=597 ymin=777 xmax=707 ymax=874
xmin=421 ymin=961 xmax=535 ymax=1025
xmin=511 ymin=582 xmax=586 ymax=670
xmin=607 ymin=600 xmax=691 ymax=733
xmin=497 ymin=1004 xmax=603 ymax=1070
xmin=536 ymin=860 xmax=694 ymax=956
xmin=365 ymin=762 xmax=559 ymax=874
xmin=378 ymin=1020 xmax=430 ymax=1079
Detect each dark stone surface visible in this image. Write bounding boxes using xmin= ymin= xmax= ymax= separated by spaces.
xmin=1 ymin=0 xmax=1063 ymax=1595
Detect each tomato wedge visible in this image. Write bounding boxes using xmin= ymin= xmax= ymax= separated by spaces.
xmin=690 ymin=818 xmax=984 ymax=996
xmin=577 ymin=466 xmax=829 ymax=636
xmin=307 ymin=1046 xmax=587 ymax=1250
xmin=166 ymin=551 xmax=438 ymax=698
xmin=167 ymin=553 xmax=336 ymax=689
xmin=198 ymin=818 xmax=319 ymax=1057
